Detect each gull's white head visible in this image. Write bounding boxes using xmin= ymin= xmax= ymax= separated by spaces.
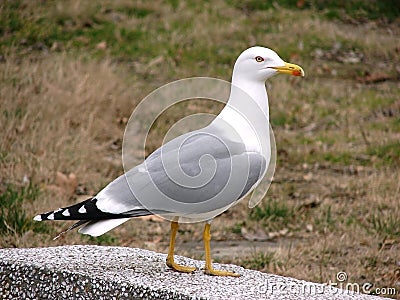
xmin=232 ymin=46 xmax=304 ymax=82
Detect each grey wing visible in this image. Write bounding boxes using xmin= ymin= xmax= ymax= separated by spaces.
xmin=94 ymin=169 xmax=150 ymax=214
xmin=134 ymin=130 xmax=266 ymax=216
xmin=95 ymin=128 xmax=266 ymax=219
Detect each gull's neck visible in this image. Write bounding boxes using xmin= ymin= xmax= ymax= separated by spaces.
xmin=214 ymin=76 xmax=270 ymax=154
xmin=232 ymin=77 xmax=269 ymax=116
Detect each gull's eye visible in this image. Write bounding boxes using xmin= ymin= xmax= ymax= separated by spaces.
xmin=255 ymin=56 xmax=264 ymax=62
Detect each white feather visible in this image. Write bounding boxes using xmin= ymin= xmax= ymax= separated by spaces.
xmin=78 ymin=218 xmax=130 ymax=236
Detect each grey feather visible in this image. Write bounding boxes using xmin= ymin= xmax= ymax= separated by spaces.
xmin=95 ymin=122 xmax=267 ymax=221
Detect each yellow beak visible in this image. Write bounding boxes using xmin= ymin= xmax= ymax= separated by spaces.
xmin=272 ymin=62 xmax=305 ymax=77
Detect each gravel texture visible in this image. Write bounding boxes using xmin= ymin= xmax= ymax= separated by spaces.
xmin=0 ymin=245 xmax=385 ymax=300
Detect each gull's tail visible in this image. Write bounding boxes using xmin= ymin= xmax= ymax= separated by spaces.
xmin=33 ymin=197 xmax=152 ymax=238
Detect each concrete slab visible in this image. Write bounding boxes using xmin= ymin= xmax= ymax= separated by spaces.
xmin=0 ymin=245 xmax=385 ymax=300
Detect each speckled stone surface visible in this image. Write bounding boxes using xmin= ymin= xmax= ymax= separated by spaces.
xmin=0 ymin=245 xmax=384 ymax=300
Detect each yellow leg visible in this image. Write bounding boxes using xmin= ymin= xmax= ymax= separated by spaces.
xmin=166 ymin=221 xmax=196 ymax=273
xmin=203 ymin=223 xmax=240 ymax=277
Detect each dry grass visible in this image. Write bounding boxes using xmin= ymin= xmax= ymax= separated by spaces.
xmin=0 ymin=54 xmax=133 ymax=245
xmin=1 ymin=55 xmax=133 ymax=186
xmin=1 ymin=0 xmax=399 ymax=298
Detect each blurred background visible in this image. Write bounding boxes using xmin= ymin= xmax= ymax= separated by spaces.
xmin=1 ymin=0 xmax=399 ymax=296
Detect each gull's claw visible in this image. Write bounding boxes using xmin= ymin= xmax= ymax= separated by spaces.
xmin=166 ymin=259 xmax=196 ymax=273
xmin=204 ymin=267 xmax=240 ymax=277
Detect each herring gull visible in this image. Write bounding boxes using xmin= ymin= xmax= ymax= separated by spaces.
xmin=34 ymin=46 xmax=304 ymax=277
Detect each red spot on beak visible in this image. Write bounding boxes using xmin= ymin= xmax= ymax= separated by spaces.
xmin=292 ymin=70 xmax=302 ymax=76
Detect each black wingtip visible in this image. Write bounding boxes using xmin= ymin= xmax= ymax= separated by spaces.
xmin=33 ymin=197 xmax=134 ymax=222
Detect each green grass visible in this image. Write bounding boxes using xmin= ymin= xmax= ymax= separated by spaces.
xmin=227 ymin=0 xmax=400 ymax=21
xmin=87 ymin=234 xmax=117 ymax=246
xmin=367 ymin=214 xmax=400 ymax=237
xmin=250 ymin=199 xmax=294 ymax=223
xmin=241 ymin=251 xmax=276 ymax=270
xmin=316 ymin=0 xmax=400 ymax=22
xmin=0 ymin=1 xmax=145 ymax=59
xmin=367 ymin=142 xmax=400 ymax=167
xmin=0 ymin=184 xmax=50 ymax=236
xmin=290 ymin=149 xmax=366 ymax=167
xmin=361 ymin=255 xmax=378 ymax=269
xmin=322 ymin=152 xmax=354 ymax=165
xmin=231 ymin=222 xmax=244 ymax=234
xmin=2 ymin=106 xmax=25 ymax=120
xmin=314 ymin=206 xmax=336 ymax=230
xmin=115 ymin=5 xmax=154 ymax=18
xmin=390 ymin=118 xmax=400 ymax=131
xmin=2 ymin=0 xmax=397 ymax=66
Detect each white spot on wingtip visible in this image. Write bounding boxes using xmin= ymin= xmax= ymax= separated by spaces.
xmin=78 ymin=206 xmax=87 ymax=213
xmin=33 ymin=215 xmax=42 ymax=221
xmin=62 ymin=209 xmax=70 ymax=216
xmin=47 ymin=213 xmax=55 ymax=220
